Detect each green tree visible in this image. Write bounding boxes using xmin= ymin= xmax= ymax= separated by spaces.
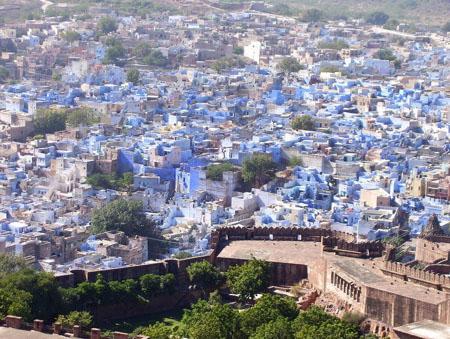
xmin=56 ymin=311 xmax=93 ymax=329
xmin=127 ymin=68 xmax=140 ymax=85
xmin=288 ymin=156 xmax=302 ymax=167
xmin=292 ymin=306 xmax=359 ymax=339
xmin=233 ymin=46 xmax=244 ymax=55
xmin=250 ymin=317 xmax=293 ymax=339
xmin=0 ymin=66 xmax=9 ymax=83
xmin=139 ymin=274 xmax=162 ymax=297
xmin=181 ymin=296 xmax=241 ymax=339
xmin=52 ymin=70 xmax=62 ymax=81
xmin=242 ymin=154 xmax=277 ymax=188
xmin=66 ymin=108 xmax=99 ymax=127
xmin=90 ymin=199 xmax=156 ymax=236
xmin=187 ymin=261 xmax=222 ymax=294
xmin=318 ymin=39 xmax=349 ymax=50
xmin=240 ymin=294 xmax=298 ymax=336
xmin=86 ymin=172 xmax=133 ymax=192
xmin=0 ymin=287 xmax=32 ymax=320
xmin=226 ymin=258 xmax=270 ymax=302
xmin=86 ymin=173 xmax=115 ymax=190
xmin=291 ymin=115 xmax=315 ymax=131
xmin=0 ymin=269 xmax=62 ymax=321
xmin=98 ymin=16 xmax=118 ymax=35
xmin=374 ymin=48 xmax=397 ymax=61
xmin=0 ymin=254 xmax=28 ymax=278
xmin=118 ymin=172 xmax=134 ymax=192
xmin=173 ymin=251 xmax=192 ymax=259
xmin=320 ymin=65 xmax=342 ymax=73
xmin=160 ymin=273 xmax=176 ymax=293
xmin=62 ymin=30 xmax=81 ymax=43
xmin=133 ymin=42 xmax=152 ymax=58
xmin=139 ymin=322 xmax=172 ymax=339
xmin=104 ymin=43 xmax=126 ymax=66
xmin=366 ymin=11 xmax=389 ymax=25
xmin=384 ymin=19 xmax=400 ymax=30
xmin=301 ymin=9 xmax=324 ymax=22
xmin=206 ymin=163 xmax=234 ymax=181
xmin=143 ymin=50 xmax=168 ymax=67
xmin=33 ymin=109 xmax=66 ymax=135
xmin=271 ymin=3 xmax=297 ymax=16
xmin=212 ymin=56 xmax=247 ymax=73
xmin=341 ymin=311 xmax=365 ymax=326
xmin=277 ymin=57 xmax=303 ymax=74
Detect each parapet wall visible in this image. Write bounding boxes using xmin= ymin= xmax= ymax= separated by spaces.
xmin=381 ymin=260 xmax=450 ymax=292
xmin=322 ymin=236 xmax=384 ymax=258
xmin=212 ymin=226 xmax=354 ymax=243
xmin=415 ymin=238 xmax=450 ymax=264
xmin=55 ymin=252 xmax=213 ymax=288
xmin=211 ymin=226 xmax=383 ymax=258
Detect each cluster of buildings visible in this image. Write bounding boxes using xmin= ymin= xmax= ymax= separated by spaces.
xmin=0 ymin=0 xmax=449 ymax=315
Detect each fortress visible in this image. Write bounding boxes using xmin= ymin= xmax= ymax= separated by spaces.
xmin=211 ymin=225 xmax=450 ymax=336
xmin=3 ymin=218 xmax=450 ymax=338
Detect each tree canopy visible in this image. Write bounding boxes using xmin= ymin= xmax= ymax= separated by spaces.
xmin=374 ymin=48 xmax=397 ymax=61
xmin=56 ymin=311 xmax=93 ymax=329
xmin=66 ymin=107 xmax=99 ymax=128
xmin=34 ymin=108 xmax=99 ymax=135
xmin=212 ymin=56 xmax=247 ymax=73
xmin=318 ymin=39 xmax=349 ymax=50
xmin=250 ymin=317 xmax=293 ymax=339
xmin=103 ymin=38 xmax=126 ymax=66
xmin=34 ymin=109 xmax=67 ymax=135
xmin=90 ymin=199 xmax=156 ymax=236
xmin=127 ymin=68 xmax=140 ymax=85
xmin=0 ymin=254 xmax=28 ymax=278
xmin=143 ymin=50 xmax=168 ymax=67
xmin=277 ymin=57 xmax=303 ymax=74
xmin=240 ymin=294 xmax=298 ymax=336
xmin=138 ymin=321 xmax=172 ymax=339
xmin=186 ymin=261 xmax=223 ymax=293
xmin=86 ymin=172 xmax=134 ymax=192
xmin=0 ymin=269 xmax=62 ymax=322
xmin=292 ymin=306 xmax=360 ymax=339
xmin=374 ymin=48 xmax=401 ymax=69
xmin=226 ymin=258 xmax=271 ymax=301
xmin=301 ymin=9 xmax=324 ymax=22
xmin=291 ymin=115 xmax=316 ymax=131
xmin=0 ymin=66 xmax=9 ymax=84
xmin=206 ymin=163 xmax=234 ymax=181
xmin=242 ymin=154 xmax=277 ymax=188
xmin=366 ymin=11 xmax=389 ymax=25
xmin=62 ymin=31 xmax=81 ymax=43
xmin=180 ymin=295 xmax=242 ymax=339
xmin=98 ymin=16 xmax=118 ymax=35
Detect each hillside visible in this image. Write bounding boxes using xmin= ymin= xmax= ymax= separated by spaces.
xmin=269 ymin=0 xmax=450 ymax=26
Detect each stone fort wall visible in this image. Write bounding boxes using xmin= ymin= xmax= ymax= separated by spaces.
xmin=382 ymin=260 xmax=450 ymax=292
xmin=415 ymin=237 xmax=450 ymax=264
xmin=55 ymin=253 xmax=214 ymax=287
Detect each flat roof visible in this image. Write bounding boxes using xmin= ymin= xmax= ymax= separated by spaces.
xmin=218 ymin=240 xmax=449 ymax=304
xmin=217 ymin=240 xmax=326 ymax=266
xmin=394 ymin=319 xmax=450 ymax=339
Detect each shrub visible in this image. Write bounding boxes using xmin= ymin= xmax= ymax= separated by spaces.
xmin=56 ymin=311 xmax=93 ymax=329
xmin=206 ymin=163 xmax=234 ymax=181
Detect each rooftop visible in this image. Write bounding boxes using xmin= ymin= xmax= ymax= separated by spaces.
xmin=218 ymin=240 xmax=449 ymax=304
xmin=394 ymin=319 xmax=450 ymax=339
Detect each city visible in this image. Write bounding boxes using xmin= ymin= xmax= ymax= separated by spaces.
xmin=0 ymin=0 xmax=449 ymax=338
